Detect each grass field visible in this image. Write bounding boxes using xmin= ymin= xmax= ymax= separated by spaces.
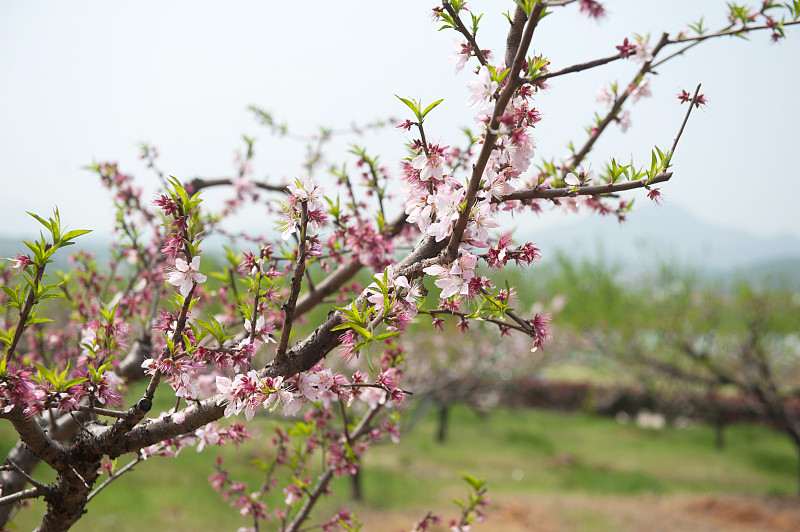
xmin=1 ymin=404 xmax=796 ymax=531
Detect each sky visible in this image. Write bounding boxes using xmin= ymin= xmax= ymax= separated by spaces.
xmin=1 ymin=1 xmax=799 ymax=248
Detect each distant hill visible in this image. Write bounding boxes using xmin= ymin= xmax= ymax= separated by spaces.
xmin=524 ymin=203 xmax=800 ymax=280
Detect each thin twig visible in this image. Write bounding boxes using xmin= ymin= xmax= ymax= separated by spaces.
xmin=87 ymin=453 xmax=145 ymax=502
xmin=76 ymin=405 xmax=130 ymax=419
xmin=5 ymin=459 xmax=49 ymax=491
xmin=665 ymin=84 xmax=702 ymax=169
xmin=0 ymin=487 xmax=41 ymax=507
xmin=189 ymin=177 xmax=288 ymax=194
xmin=665 ymin=19 xmax=800 ymax=45
xmin=530 ymin=52 xmax=623 ymax=83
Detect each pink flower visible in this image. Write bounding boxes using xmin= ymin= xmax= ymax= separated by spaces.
xmin=595 ymin=84 xmax=614 ymax=107
xmin=634 ymin=35 xmax=654 ymax=66
xmin=579 ymin=0 xmax=605 ymax=18
xmin=166 ymin=256 xmax=207 ymax=297
xmin=287 ymin=176 xmax=324 ymax=203
xmin=8 ymin=253 xmax=34 ymax=270
xmin=411 ymin=152 xmax=444 ymax=182
xmin=242 ymin=316 xmax=276 ymax=346
xmin=647 ymin=188 xmax=665 ymax=206
xmin=448 ymin=40 xmax=472 ymax=73
xmin=616 ymin=37 xmax=637 ymax=58
xmin=630 ymin=78 xmax=651 ymax=104
xmin=617 ymin=110 xmax=631 ymax=133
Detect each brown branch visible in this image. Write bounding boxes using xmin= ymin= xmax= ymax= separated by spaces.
xmin=500 ymin=171 xmax=672 ymax=202
xmin=0 ymin=411 xmax=86 ymax=527
xmin=0 ymin=487 xmax=42 ymax=507
xmin=1 ymin=407 xmax=69 ymax=471
xmin=504 ymin=6 xmax=528 ymax=68
xmin=188 ymin=177 xmax=288 ymax=194
xmin=530 ymin=52 xmax=623 ymax=83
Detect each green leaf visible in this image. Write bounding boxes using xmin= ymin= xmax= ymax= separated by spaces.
xmin=25 ymin=316 xmax=53 ymax=326
xmin=422 ymin=98 xmax=444 ymax=119
xmin=461 ymin=472 xmax=486 ymax=491
xmin=62 ymin=229 xmax=92 ymax=241
xmin=349 ymin=324 xmax=372 ymax=340
xmin=373 ymin=331 xmax=402 ymax=341
xmin=395 ymin=95 xmax=420 ymax=121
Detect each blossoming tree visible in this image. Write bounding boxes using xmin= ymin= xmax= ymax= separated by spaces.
xmin=1 ymin=1 xmax=798 ymax=531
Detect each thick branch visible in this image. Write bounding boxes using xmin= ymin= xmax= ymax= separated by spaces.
xmin=504 ymin=6 xmax=528 ymax=68
xmin=446 ymin=3 xmax=545 ymax=260
xmin=1 ymin=408 xmax=69 ymax=471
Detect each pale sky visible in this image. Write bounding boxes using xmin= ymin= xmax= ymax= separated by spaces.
xmin=1 ymin=1 xmax=799 ymax=245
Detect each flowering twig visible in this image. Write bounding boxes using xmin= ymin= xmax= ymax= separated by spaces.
xmin=665 ymin=84 xmax=702 ymax=170
xmin=420 ymin=308 xmax=531 ymax=335
xmin=442 ymin=1 xmax=488 ymax=66
xmin=275 ymin=202 xmax=309 ymax=366
xmin=4 ymin=258 xmax=48 ymax=364
xmin=664 ymin=19 xmax=800 ymax=45
xmin=565 ymin=33 xmax=669 ymax=176
xmin=285 ymin=399 xmax=384 ymax=532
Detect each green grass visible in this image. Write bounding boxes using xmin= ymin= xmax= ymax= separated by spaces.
xmin=1 ymin=405 xmax=796 ymax=531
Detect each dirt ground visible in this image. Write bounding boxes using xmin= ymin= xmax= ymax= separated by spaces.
xmin=357 ymin=493 xmax=800 ymax=531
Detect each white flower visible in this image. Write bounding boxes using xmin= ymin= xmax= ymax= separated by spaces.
xmin=466 ymin=65 xmax=498 ymax=110
xmin=166 ymin=256 xmax=207 ymax=297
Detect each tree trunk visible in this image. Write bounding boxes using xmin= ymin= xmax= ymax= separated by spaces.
xmin=436 ymin=403 xmax=449 ymax=444
xmin=350 ymin=467 xmax=362 ymax=501
xmin=714 ymin=417 xmax=726 ymax=451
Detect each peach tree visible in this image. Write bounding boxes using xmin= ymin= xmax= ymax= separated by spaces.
xmin=1 ymin=1 xmax=798 ymax=531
